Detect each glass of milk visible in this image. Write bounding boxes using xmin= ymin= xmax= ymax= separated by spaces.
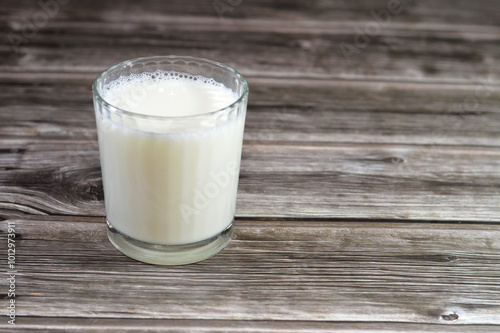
xmin=92 ymin=56 xmax=248 ymax=265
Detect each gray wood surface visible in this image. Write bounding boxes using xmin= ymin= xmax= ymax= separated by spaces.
xmin=3 ymin=139 xmax=500 ymax=220
xmin=1 ymin=0 xmax=500 ymax=331
xmin=2 ymin=217 xmax=500 ymax=327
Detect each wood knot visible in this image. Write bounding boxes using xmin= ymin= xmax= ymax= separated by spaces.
xmin=446 ymin=255 xmax=458 ymax=262
xmin=427 ymin=254 xmax=458 ymax=263
xmin=382 ymin=156 xmax=405 ymax=164
xmin=441 ymin=313 xmax=459 ymax=321
xmin=0 ymin=148 xmax=26 ymax=154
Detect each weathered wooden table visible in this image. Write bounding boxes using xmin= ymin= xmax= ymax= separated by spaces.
xmin=1 ymin=1 xmax=500 ymax=331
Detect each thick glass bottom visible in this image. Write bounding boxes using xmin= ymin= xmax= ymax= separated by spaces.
xmin=107 ymin=220 xmax=233 ymax=265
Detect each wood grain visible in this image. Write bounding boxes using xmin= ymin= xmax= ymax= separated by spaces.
xmin=3 ymin=0 xmax=500 ymax=26
xmin=2 ymin=1 xmax=500 ymax=83
xmin=1 ymin=216 xmax=499 ymax=327
xmin=1 ymin=141 xmax=500 ymax=220
xmin=1 ymin=74 xmax=500 ymax=146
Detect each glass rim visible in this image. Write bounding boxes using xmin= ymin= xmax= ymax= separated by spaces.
xmin=92 ymin=55 xmax=249 ymax=120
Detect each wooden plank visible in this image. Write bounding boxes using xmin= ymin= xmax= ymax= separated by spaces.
xmin=1 ymin=216 xmax=500 ymax=325
xmin=238 ymin=144 xmax=500 ymax=221
xmin=1 ymin=141 xmax=500 ymax=220
xmin=1 ymin=74 xmax=499 ymax=146
xmin=9 ymin=317 xmax=500 ymax=333
xmin=3 ymin=0 xmax=500 ymax=26
xmin=3 ymin=25 xmax=500 ymax=83
xmin=247 ymin=78 xmax=500 ymax=146
xmin=2 ymin=1 xmax=500 ymax=82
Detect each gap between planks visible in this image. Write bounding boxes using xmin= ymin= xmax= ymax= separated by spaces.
xmin=6 ymin=317 xmax=500 ymax=332
xmin=1 ymin=71 xmax=500 ymax=87
xmin=3 ymin=215 xmax=500 ymax=229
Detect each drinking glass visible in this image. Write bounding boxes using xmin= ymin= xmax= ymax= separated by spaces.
xmin=92 ymin=56 xmax=248 ymax=265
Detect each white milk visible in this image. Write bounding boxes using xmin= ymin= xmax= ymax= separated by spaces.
xmin=96 ymin=71 xmax=245 ymax=245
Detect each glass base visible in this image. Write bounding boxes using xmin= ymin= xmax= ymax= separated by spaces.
xmin=107 ymin=220 xmax=233 ymax=265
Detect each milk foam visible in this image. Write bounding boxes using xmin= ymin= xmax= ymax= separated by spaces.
xmin=101 ymin=70 xmax=238 ymax=117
